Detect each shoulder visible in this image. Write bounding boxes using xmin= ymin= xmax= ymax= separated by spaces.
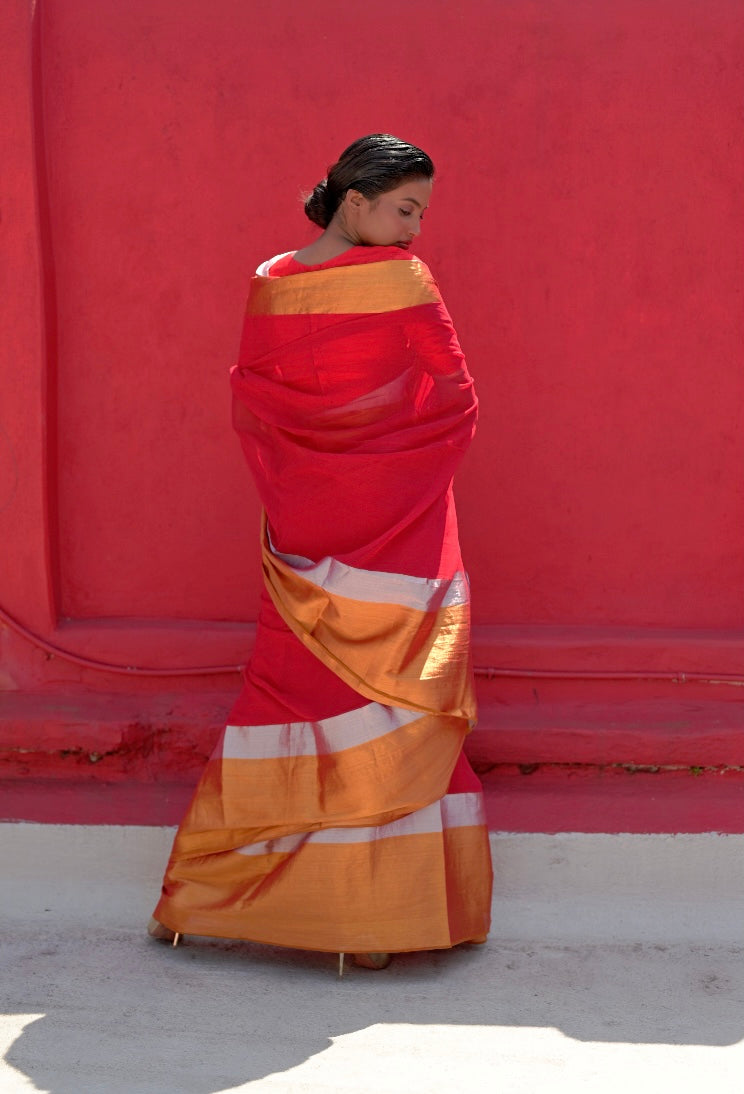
xmin=254 ymin=245 xmax=427 ymax=279
xmin=340 ymin=245 xmax=422 ymax=268
xmin=298 ymin=245 xmax=427 ymax=271
xmin=255 ymin=251 xmax=297 ymax=277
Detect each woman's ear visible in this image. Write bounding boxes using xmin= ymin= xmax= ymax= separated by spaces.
xmin=345 ymin=189 xmax=365 ymax=209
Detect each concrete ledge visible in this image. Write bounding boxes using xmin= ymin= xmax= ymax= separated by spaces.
xmin=0 ymin=689 xmax=229 ymax=778
xmin=3 ymin=690 xmax=744 ymax=783
xmin=3 ymin=766 xmax=744 ymax=833
xmin=471 ymin=698 xmax=744 ymax=767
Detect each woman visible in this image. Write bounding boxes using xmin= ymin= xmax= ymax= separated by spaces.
xmin=149 ymin=134 xmax=493 ymax=972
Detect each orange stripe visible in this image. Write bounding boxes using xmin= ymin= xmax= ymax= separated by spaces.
xmin=155 ymin=824 xmax=492 ymax=952
xmin=246 ymin=259 xmax=441 ymax=316
xmin=262 ymin=530 xmax=476 ymax=723
xmin=169 ymin=711 xmax=467 ymax=857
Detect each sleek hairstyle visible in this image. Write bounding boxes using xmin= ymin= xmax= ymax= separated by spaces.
xmin=304 ymin=134 xmax=435 ymax=229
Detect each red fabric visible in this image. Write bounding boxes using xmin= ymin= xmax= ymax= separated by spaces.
xmin=229 ymin=244 xmax=477 ymax=728
xmin=153 ymin=246 xmax=492 ymax=950
xmin=230 ymin=245 xmax=477 ymax=577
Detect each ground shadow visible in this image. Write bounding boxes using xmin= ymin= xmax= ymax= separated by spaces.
xmin=3 ymin=925 xmax=743 ymax=1093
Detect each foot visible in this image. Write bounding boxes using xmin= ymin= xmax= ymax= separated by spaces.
xmin=353 ymin=952 xmax=392 ymax=970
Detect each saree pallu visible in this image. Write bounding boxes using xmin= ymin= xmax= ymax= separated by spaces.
xmin=154 ymin=245 xmax=493 ymax=952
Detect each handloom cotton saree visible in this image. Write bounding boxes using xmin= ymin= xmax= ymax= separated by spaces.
xmin=154 ymin=245 xmax=493 ymax=953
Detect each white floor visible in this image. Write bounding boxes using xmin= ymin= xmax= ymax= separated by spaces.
xmin=1 ymin=825 xmax=743 ymax=1093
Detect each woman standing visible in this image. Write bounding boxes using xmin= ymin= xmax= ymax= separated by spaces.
xmin=150 ymin=134 xmax=493 ymax=970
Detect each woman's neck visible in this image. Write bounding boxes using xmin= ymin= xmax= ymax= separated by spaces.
xmin=293 ymin=215 xmax=361 ymax=266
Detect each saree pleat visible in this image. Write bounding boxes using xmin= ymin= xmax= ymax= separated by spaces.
xmin=154 ymin=246 xmax=493 ymax=952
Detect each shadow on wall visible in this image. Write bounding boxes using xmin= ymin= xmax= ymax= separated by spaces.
xmin=4 ymin=932 xmax=744 ymax=1093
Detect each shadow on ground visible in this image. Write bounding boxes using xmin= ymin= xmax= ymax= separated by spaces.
xmin=3 ymin=926 xmax=743 ymax=1093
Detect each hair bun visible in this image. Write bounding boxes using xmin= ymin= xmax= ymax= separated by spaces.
xmin=303 ymin=136 xmax=434 ymax=232
xmin=304 ymin=179 xmax=332 ymax=228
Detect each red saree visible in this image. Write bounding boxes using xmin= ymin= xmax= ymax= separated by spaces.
xmin=154 ymin=245 xmax=493 ymax=953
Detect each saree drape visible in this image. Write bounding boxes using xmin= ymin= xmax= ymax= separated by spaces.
xmin=154 ymin=245 xmax=493 ymax=953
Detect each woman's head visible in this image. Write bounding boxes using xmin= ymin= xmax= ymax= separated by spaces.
xmin=304 ymin=134 xmax=435 ymax=238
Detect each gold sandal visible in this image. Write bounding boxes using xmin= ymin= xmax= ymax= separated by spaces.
xmin=147 ymin=916 xmax=182 ymax=947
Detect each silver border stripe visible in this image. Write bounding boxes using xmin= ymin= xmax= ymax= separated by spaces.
xmin=235 ymin=792 xmax=485 ymax=856
xmin=269 ymin=532 xmax=469 ymax=611
xmin=223 ymin=702 xmax=424 ymax=761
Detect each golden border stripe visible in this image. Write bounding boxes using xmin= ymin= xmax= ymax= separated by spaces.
xmin=246 ymin=259 xmax=441 ymax=316
xmin=261 ymin=512 xmax=477 ymax=723
xmin=157 ymin=823 xmax=492 ymax=951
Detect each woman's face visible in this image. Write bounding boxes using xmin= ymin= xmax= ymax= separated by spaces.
xmin=343 ymin=177 xmax=433 ymax=249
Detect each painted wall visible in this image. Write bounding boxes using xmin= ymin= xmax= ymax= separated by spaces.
xmin=1 ymin=0 xmax=743 ymax=696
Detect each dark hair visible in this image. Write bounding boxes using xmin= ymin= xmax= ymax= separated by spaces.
xmin=304 ymin=133 xmax=435 ymax=229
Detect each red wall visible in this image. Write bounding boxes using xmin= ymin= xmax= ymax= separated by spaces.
xmin=2 ymin=0 xmax=743 ymax=696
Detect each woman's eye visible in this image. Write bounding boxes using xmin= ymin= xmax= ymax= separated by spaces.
xmin=399 ymin=208 xmax=412 ymax=217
